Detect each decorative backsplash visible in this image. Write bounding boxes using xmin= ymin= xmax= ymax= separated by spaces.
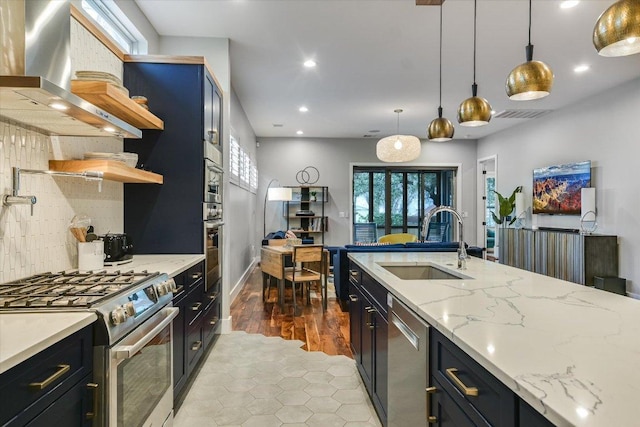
xmin=0 ymin=18 xmax=126 ymax=282
xmin=0 ymin=122 xmax=123 ymax=282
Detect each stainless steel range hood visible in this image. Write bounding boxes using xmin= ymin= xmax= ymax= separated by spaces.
xmin=0 ymin=0 xmax=141 ymax=138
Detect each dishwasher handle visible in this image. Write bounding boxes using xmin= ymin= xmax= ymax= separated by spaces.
xmin=391 ymin=311 xmax=420 ymax=351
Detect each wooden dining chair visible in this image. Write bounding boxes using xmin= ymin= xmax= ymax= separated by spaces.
xmin=283 ymin=244 xmax=325 ymax=315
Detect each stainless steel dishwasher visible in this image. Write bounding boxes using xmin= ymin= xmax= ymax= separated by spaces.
xmin=388 ymin=294 xmax=429 ymax=427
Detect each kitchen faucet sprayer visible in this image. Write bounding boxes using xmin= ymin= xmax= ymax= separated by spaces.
xmin=422 ymin=205 xmax=468 ymax=269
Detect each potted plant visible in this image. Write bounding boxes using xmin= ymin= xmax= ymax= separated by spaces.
xmin=491 ymin=186 xmax=523 ymax=228
xmin=310 ymin=191 xmax=317 ymax=202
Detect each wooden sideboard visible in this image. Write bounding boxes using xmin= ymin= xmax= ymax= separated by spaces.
xmin=498 ymin=228 xmax=618 ymax=286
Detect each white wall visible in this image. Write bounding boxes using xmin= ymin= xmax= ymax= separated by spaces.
xmin=478 ymin=77 xmax=640 ymax=295
xmin=257 ymin=137 xmax=478 ymax=248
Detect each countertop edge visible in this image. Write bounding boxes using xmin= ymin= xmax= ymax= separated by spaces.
xmin=0 ymin=312 xmax=97 ymax=374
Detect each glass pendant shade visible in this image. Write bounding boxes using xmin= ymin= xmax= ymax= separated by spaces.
xmin=428 ymin=108 xmax=454 ymax=141
xmin=506 ymin=46 xmax=554 ymax=100
xmin=376 ymin=135 xmax=421 ymax=162
xmin=593 ymin=0 xmax=640 ymax=57
xmin=458 ymin=84 xmax=492 ymax=127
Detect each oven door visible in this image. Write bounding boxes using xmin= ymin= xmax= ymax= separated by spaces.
xmin=206 ymin=221 xmax=223 ymax=292
xmin=205 ymin=159 xmax=223 ymax=203
xmin=109 ymin=306 xmax=178 ymax=427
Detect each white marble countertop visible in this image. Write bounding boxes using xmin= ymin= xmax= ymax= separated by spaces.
xmin=0 ymin=311 xmax=97 ymax=374
xmin=99 ymin=254 xmax=204 ymax=277
xmin=0 ymin=254 xmax=204 ymax=374
xmin=348 ymin=252 xmax=640 ymax=427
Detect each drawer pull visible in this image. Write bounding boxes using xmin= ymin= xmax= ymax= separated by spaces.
xmin=446 ymin=368 xmax=478 ymax=397
xmin=173 ymin=285 xmax=184 ymax=296
xmin=349 ymin=270 xmax=358 ymax=277
xmin=29 ymin=364 xmax=70 ymax=390
xmin=191 ymin=272 xmax=203 ymax=280
xmin=426 ymin=386 xmax=437 ymax=423
xmin=191 ymin=302 xmax=202 ymax=311
xmin=86 ymin=383 xmax=99 ymax=419
xmin=191 ymin=341 xmax=203 ymax=351
xmin=210 ymin=316 xmax=219 ymax=326
xmin=208 ymin=292 xmax=219 ymax=300
xmin=365 ymin=306 xmax=377 ymax=330
xmin=348 ymin=294 xmax=358 ymax=302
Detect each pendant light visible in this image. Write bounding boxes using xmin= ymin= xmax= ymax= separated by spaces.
xmin=506 ymin=0 xmax=554 ymax=100
xmin=428 ymin=3 xmax=454 ymax=141
xmin=593 ymin=0 xmax=640 ymax=57
xmin=458 ymin=0 xmax=492 ymax=127
xmin=376 ymin=109 xmax=421 ymax=162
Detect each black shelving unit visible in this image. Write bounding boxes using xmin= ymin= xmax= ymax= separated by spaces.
xmin=285 ymin=186 xmax=328 ymax=244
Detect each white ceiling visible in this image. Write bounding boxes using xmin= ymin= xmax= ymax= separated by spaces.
xmin=134 ymin=0 xmax=640 ymax=140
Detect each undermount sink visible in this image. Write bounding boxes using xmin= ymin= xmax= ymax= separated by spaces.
xmin=379 ymin=263 xmax=470 ymax=280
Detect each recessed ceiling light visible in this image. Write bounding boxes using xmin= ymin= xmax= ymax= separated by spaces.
xmin=49 ymin=102 xmax=68 ymax=111
xmin=574 ymin=64 xmax=590 ymax=73
xmin=296 ymin=130 xmax=304 ymax=135
xmin=560 ymin=1 xmax=579 ymax=9
xmin=298 ymin=106 xmax=308 ymax=112
xmin=303 ymin=60 xmax=316 ymax=68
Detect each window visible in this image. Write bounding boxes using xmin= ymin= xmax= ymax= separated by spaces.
xmin=353 ymin=166 xmax=456 ymax=241
xmin=81 ymin=0 xmax=147 ymax=54
xmin=229 ymin=136 xmax=240 ymax=185
xmin=229 ymin=135 xmax=257 ymax=194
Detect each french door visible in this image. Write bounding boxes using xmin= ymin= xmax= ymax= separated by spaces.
xmin=353 ymin=167 xmax=456 ymax=241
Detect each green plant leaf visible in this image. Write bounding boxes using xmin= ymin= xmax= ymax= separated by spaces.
xmin=491 ymin=212 xmax=503 ymax=225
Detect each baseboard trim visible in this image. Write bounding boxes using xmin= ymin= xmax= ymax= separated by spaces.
xmin=627 ymin=291 xmax=639 ymax=300
xmin=220 ymin=316 xmax=233 ymax=334
xmin=230 ymin=257 xmax=259 ymax=304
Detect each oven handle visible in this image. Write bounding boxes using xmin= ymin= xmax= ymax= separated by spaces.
xmin=112 ymin=307 xmax=179 ymax=360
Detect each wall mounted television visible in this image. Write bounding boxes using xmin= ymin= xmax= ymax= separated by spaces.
xmin=532 ymin=160 xmax=591 ymax=215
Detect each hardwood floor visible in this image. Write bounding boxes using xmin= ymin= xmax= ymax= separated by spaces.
xmin=231 ymin=266 xmax=352 ymax=358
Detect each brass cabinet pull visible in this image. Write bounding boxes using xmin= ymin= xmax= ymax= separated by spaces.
xmin=426 ymin=386 xmax=437 ymax=423
xmin=191 ymin=272 xmax=203 ymax=280
xmin=86 ymin=383 xmax=99 ymax=419
xmin=209 ymin=316 xmax=219 ymax=326
xmin=445 ymin=368 xmax=478 ymax=396
xmin=348 ymin=294 xmax=358 ymax=302
xmin=349 ymin=270 xmax=358 ymax=277
xmin=29 ymin=364 xmax=70 ymax=390
xmin=173 ymin=285 xmax=184 ymax=296
xmin=208 ymin=292 xmax=219 ymax=300
xmin=365 ymin=306 xmax=376 ymax=330
xmin=191 ymin=302 xmax=202 ymax=311
xmin=191 ymin=341 xmax=203 ymax=351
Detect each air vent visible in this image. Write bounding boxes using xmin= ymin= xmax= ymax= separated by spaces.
xmin=493 ymin=109 xmax=553 ymax=119
xmin=272 ymin=123 xmax=283 ymax=127
xmin=363 ymin=134 xmax=373 ymax=138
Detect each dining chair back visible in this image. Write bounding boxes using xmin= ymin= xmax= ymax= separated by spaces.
xmin=284 ymin=245 xmax=326 ymax=314
xmin=378 ymin=233 xmax=418 ymax=244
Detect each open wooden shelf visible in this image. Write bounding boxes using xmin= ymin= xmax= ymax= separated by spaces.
xmin=49 ymin=160 xmax=163 ymax=184
xmin=71 ymin=80 xmax=164 ymax=130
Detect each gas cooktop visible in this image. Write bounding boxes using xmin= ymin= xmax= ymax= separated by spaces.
xmin=0 ymin=270 xmax=160 ymax=309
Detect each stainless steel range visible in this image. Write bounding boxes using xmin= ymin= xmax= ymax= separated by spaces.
xmin=0 ymin=270 xmax=178 ymax=427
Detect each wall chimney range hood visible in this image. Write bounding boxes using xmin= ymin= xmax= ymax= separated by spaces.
xmin=0 ymin=0 xmax=141 ymax=138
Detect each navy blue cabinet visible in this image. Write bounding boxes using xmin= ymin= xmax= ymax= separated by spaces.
xmin=0 ymin=326 xmax=94 ymax=426
xmin=348 ymin=261 xmax=388 ymax=426
xmin=123 ymin=60 xmax=222 ymax=254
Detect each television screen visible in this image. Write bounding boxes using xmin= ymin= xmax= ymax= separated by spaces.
xmin=533 ymin=161 xmax=591 ymax=215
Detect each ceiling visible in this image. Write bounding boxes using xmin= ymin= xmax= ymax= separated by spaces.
xmin=134 ymin=0 xmax=640 ymax=140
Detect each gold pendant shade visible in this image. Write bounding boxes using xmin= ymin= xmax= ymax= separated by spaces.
xmin=458 ymin=84 xmax=492 ymax=127
xmin=593 ymin=0 xmax=640 ymax=57
xmin=506 ymin=59 xmax=554 ymax=100
xmin=428 ymin=116 xmax=455 ymax=141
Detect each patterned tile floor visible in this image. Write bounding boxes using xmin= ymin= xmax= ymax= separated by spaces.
xmin=174 ymin=331 xmax=382 ymax=427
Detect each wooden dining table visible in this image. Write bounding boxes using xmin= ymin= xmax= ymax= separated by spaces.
xmin=261 ymin=245 xmax=329 ymax=311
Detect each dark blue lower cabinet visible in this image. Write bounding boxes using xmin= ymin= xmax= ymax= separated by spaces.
xmin=430 ymin=377 xmax=476 ymax=426
xmin=519 ymin=399 xmax=555 ymax=427
xmin=25 ymin=374 xmax=95 ymax=427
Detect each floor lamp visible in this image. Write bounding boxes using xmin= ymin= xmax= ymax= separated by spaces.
xmin=263 ymin=179 xmax=292 ymax=237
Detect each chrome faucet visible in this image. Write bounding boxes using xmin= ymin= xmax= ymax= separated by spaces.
xmin=422 ymin=205 xmax=468 ymax=269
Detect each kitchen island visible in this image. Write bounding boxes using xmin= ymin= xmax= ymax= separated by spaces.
xmin=349 ymin=251 xmax=640 ymax=427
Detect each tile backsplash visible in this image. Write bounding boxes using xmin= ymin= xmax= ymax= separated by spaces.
xmin=0 ymin=15 xmax=132 ymax=282
xmin=0 ymin=122 xmax=123 ymax=282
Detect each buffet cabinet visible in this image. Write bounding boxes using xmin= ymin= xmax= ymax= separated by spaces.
xmin=499 ymin=228 xmax=618 ymax=286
